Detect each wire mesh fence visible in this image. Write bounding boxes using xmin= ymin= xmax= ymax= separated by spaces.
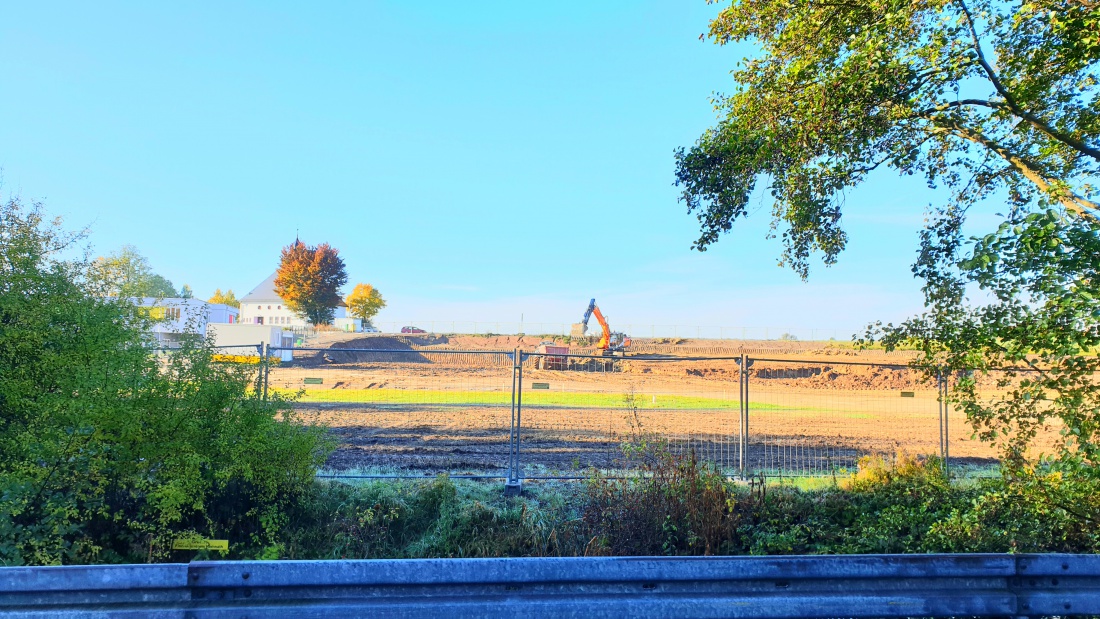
xmin=945 ymin=366 xmax=1085 ymax=472
xmin=287 ymin=323 xmax=859 ymax=342
xmin=742 ymin=358 xmax=952 ymax=477
xmin=141 ymin=342 xmax=1099 ymax=481
xmin=516 ymin=353 xmax=743 ymax=479
xmin=261 ymin=346 xmax=1001 ymax=480
xmin=267 ymin=346 xmax=515 ymax=477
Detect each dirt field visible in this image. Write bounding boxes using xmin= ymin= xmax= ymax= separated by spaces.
xmin=276 ymin=333 xmax=1053 ymax=477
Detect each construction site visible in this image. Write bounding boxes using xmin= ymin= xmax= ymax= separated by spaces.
xmin=261 ymin=301 xmax=1057 ymax=479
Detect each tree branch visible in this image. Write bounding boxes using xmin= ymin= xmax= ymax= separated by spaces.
xmin=916 ymin=99 xmax=1005 ymax=116
xmin=957 ymin=0 xmax=1100 ymax=162
xmin=925 ymin=116 xmax=1100 ymax=221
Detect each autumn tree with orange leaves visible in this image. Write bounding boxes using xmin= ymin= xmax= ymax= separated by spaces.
xmin=273 ymin=241 xmax=348 ymax=326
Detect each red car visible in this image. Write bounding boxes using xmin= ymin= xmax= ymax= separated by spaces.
xmin=401 ymin=326 xmax=426 ymax=334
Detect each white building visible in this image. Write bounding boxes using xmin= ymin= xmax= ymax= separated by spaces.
xmin=238 ymin=272 xmax=352 ymax=329
xmin=206 ymin=323 xmax=294 ymax=362
xmin=135 ymin=297 xmax=240 ymax=346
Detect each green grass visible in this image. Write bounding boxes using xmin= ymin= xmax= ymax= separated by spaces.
xmin=280 ymin=388 xmax=803 ymax=411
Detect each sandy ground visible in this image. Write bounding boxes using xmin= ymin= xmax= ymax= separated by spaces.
xmin=278 ymin=334 xmax=1056 ymax=476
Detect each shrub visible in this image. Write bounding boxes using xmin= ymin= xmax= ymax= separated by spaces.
xmin=582 ymin=441 xmax=738 ymax=556
xmin=280 ymin=476 xmax=581 ymax=559
xmin=0 ymin=198 xmax=331 ymax=565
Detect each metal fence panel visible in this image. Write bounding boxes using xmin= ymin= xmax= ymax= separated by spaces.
xmin=269 ymin=346 xmax=515 ymax=477
xmin=260 ymin=342 xmax=1082 ymax=479
xmin=518 ymin=353 xmax=742 ymax=478
xmin=743 ymin=359 xmax=957 ymax=477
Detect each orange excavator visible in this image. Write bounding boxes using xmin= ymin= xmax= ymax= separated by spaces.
xmin=571 ymin=298 xmax=631 ymax=354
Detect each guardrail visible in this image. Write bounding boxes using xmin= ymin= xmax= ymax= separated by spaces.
xmin=3 ymin=554 xmax=1099 ymax=617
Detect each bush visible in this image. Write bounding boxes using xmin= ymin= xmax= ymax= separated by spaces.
xmin=577 ymin=447 xmax=1100 ymax=558
xmin=0 ymin=198 xmax=331 ymax=565
xmin=257 ymin=450 xmax=1100 ymax=561
xmin=582 ymin=441 xmax=738 ymax=556
xmin=280 ymin=476 xmax=582 ymax=559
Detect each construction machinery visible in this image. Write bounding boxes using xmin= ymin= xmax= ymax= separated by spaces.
xmin=571 ymin=298 xmax=631 ymax=355
xmin=533 ymin=341 xmax=570 ymax=370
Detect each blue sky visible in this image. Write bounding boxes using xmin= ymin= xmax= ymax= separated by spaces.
xmin=0 ymin=2 xmax=986 ymax=338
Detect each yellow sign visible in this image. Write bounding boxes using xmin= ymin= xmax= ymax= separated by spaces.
xmin=137 ymin=306 xmax=167 ymax=320
xmin=172 ymin=539 xmax=229 ymax=551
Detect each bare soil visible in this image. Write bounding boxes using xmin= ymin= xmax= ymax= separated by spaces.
xmin=278 ymin=334 xmax=1052 ymax=476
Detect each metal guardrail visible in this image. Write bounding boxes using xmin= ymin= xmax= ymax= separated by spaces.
xmin=3 ymin=554 xmax=1099 ymax=617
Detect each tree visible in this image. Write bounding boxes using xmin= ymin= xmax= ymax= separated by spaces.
xmin=273 ymin=241 xmax=348 ymax=326
xmin=870 ymin=210 xmax=1100 ymax=520
xmin=676 ymin=0 xmax=1098 ymax=277
xmin=208 ymin=288 xmax=240 ymax=308
xmin=179 ymin=284 xmax=193 ymax=299
xmin=345 ymin=283 xmax=387 ymax=327
xmin=0 ymin=197 xmax=329 ymax=564
xmin=88 ymin=245 xmax=177 ymax=298
xmin=677 ymin=1 xmax=1100 ymax=519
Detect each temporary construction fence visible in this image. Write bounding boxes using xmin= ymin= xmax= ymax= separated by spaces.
xmin=288 ymin=323 xmax=856 ymax=342
xmin=257 ymin=346 xmax=1030 ymax=482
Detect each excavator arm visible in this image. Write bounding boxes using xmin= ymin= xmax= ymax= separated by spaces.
xmin=577 ymin=298 xmax=613 ymax=350
xmin=591 ymin=305 xmax=612 ymax=350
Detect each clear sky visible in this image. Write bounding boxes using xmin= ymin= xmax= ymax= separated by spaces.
xmin=0 ymin=2 xmax=994 ymax=339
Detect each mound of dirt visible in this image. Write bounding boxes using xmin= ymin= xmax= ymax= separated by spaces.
xmin=618 ymin=358 xmax=932 ymax=391
xmin=295 ymin=337 xmax=432 ymax=366
xmin=749 ymin=364 xmax=930 ymax=391
xmin=446 ymin=334 xmax=556 ymax=350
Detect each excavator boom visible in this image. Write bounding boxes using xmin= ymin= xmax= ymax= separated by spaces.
xmin=571 ymin=298 xmax=628 ymax=353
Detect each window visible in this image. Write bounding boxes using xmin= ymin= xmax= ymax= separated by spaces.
xmin=267 ymin=305 xmax=272 ymax=310
xmin=278 ymin=305 xmax=282 ymax=310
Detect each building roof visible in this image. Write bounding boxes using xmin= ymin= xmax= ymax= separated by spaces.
xmin=239 ymin=271 xmax=347 ymax=307
xmin=241 ymin=272 xmax=280 ymax=303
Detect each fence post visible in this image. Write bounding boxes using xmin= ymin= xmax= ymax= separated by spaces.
xmin=505 ymin=347 xmax=523 ymax=496
xmin=941 ymin=367 xmax=950 ymax=475
xmin=738 ymin=353 xmax=750 ymax=480
xmin=254 ymin=343 xmax=264 ymax=399
xmin=262 ymin=343 xmax=270 ymax=402
xmin=937 ymin=368 xmax=945 ymax=463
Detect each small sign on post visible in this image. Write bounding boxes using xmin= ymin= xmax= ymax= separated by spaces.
xmin=531 ymin=382 xmax=550 ymax=390
xmin=304 ymin=377 xmax=323 ymax=385
xmin=172 ymin=539 xmax=229 ymax=551
xmin=900 ymin=391 xmax=915 ymax=398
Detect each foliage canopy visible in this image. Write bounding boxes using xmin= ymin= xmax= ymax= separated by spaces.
xmin=273 ymin=240 xmax=349 ymax=326
xmin=0 ymin=198 xmax=329 ymax=565
xmin=678 ymin=0 xmax=1100 ymax=519
xmin=87 ymin=244 xmax=179 ymax=298
xmin=676 ymin=0 xmax=1099 ymax=277
xmin=208 ymin=288 xmax=240 ymax=308
xmin=345 ymin=283 xmax=386 ymax=326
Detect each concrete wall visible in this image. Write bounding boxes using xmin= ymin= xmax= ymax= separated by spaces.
xmin=334 ymin=317 xmax=362 ymax=332
xmin=206 ymin=324 xmax=294 ymax=362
